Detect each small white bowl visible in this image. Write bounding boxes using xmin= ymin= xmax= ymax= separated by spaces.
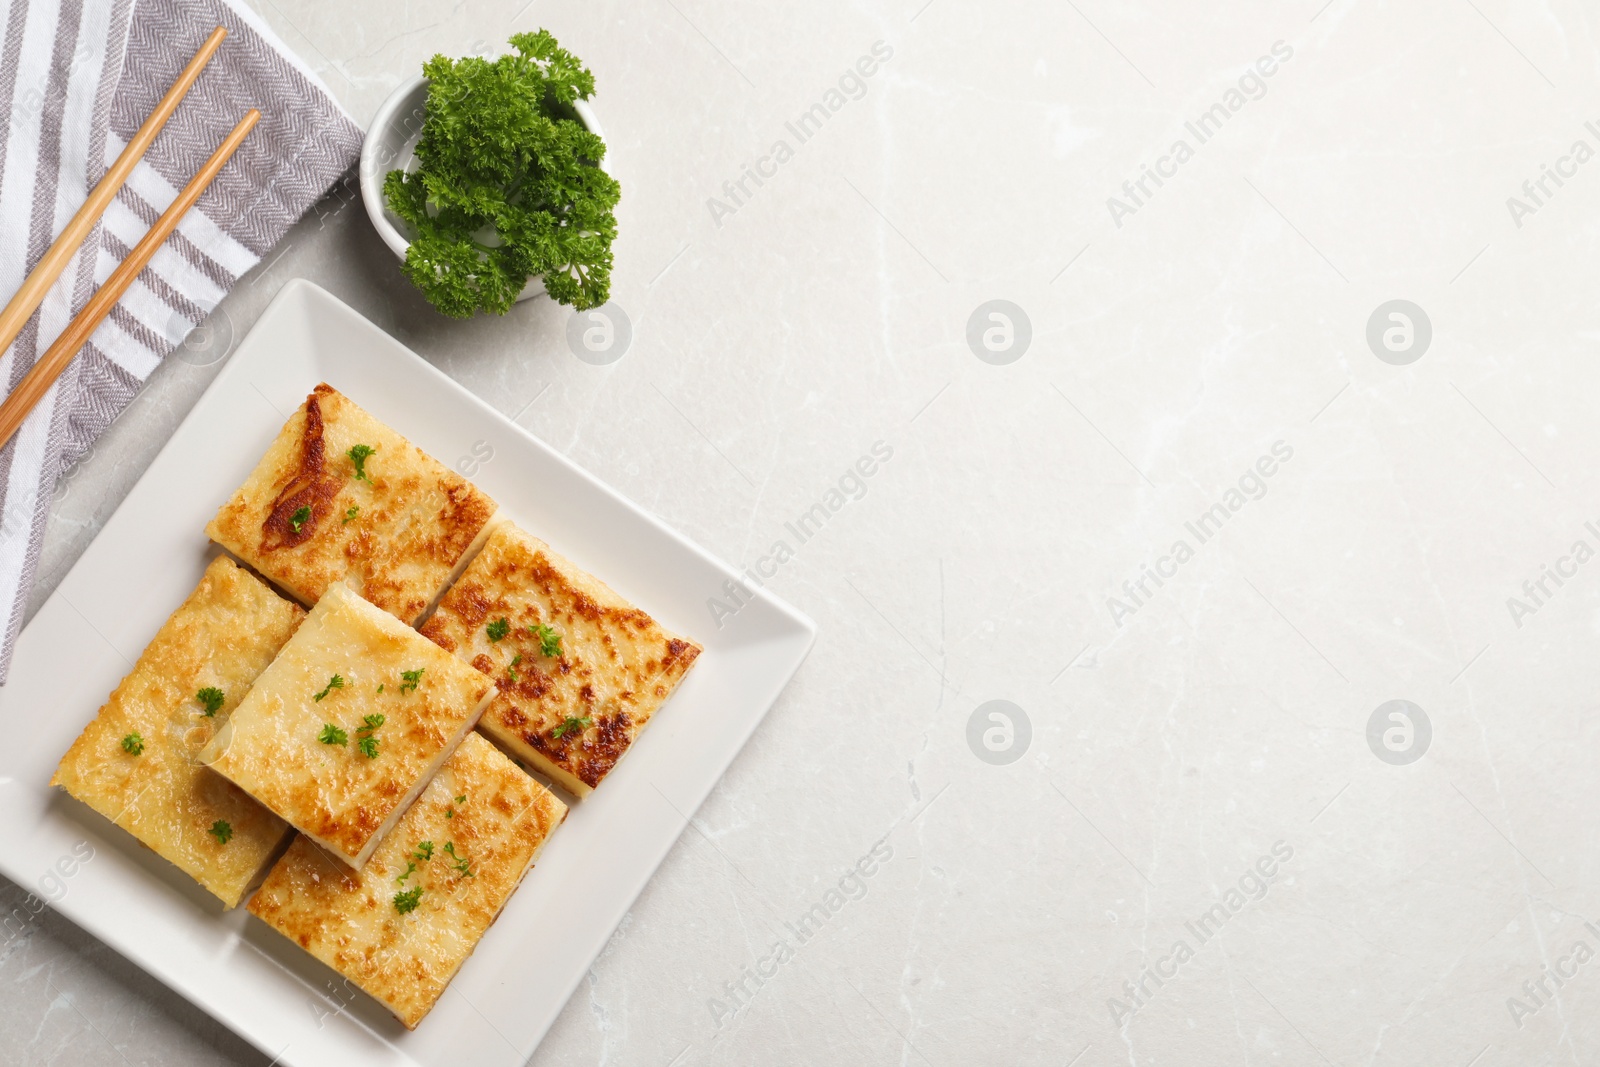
xmin=359 ymin=74 xmax=607 ymax=305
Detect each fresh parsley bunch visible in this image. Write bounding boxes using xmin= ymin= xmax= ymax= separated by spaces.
xmin=384 ymin=30 xmax=620 ymax=317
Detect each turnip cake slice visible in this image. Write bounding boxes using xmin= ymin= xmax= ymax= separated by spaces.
xmin=207 ymin=383 xmax=498 ymax=625
xmin=248 ymin=732 xmax=567 ymax=1029
xmin=200 ymin=582 xmax=493 ymax=868
xmin=420 ymin=522 xmax=701 ymax=797
xmin=52 ymin=557 xmax=304 ymax=908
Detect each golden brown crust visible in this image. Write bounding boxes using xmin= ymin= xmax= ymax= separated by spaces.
xmin=207 ymin=384 xmax=498 ymax=625
xmin=259 ymin=388 xmax=344 ymax=551
xmin=248 ymin=733 xmax=566 ymax=1029
xmin=199 ymin=583 xmax=493 ymax=867
xmin=420 ymin=523 xmax=701 ymax=795
xmin=51 ymin=557 xmax=303 ymax=907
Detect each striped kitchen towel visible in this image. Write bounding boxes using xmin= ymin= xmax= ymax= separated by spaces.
xmin=0 ymin=0 xmax=361 ymax=680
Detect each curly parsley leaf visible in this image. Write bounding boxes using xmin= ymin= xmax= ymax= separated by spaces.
xmin=319 ymin=724 xmax=347 ymax=746
xmin=314 ymin=675 xmax=345 ymax=702
xmin=347 ymin=444 xmax=376 ymax=482
xmin=209 ymin=820 xmax=232 ymax=845
xmin=486 ymin=618 xmax=510 ymax=642
xmin=356 ymin=714 xmax=385 ymax=759
xmin=121 ymin=732 xmax=144 ymax=755
xmin=443 ymin=841 xmax=474 ymax=878
xmin=393 ymin=885 xmax=424 ymax=914
xmin=532 ymin=623 xmax=562 ymax=658
xmin=290 ymin=505 xmax=311 ymax=533
xmin=551 ymin=714 xmax=591 ymax=740
xmin=383 ymin=30 xmax=620 ymax=317
xmin=196 ymin=687 xmax=225 ymax=716
xmin=400 ymin=668 xmax=424 ymax=694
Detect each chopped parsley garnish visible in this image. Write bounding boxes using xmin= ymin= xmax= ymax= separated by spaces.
xmin=347 ymin=444 xmax=376 ymax=482
xmin=377 ymin=684 xmax=385 ymax=694
xmin=400 ymin=669 xmax=424 ymax=694
xmin=443 ymin=841 xmax=474 ymax=878
xmin=319 ymin=724 xmax=348 ymax=745
xmin=455 ymin=794 xmax=466 ymax=803
xmin=196 ymin=687 xmax=225 ymax=716
xmin=120 ymin=732 xmax=144 ymax=755
xmin=392 ymin=886 xmax=424 ymax=914
xmin=209 ymin=820 xmax=232 ymax=845
xmin=532 ymin=623 xmax=562 ymax=658
xmin=313 ymin=674 xmax=345 ymax=701
xmin=552 ymin=715 xmax=592 ymax=740
xmin=486 ymin=618 xmax=510 ymax=642
xmin=506 ymin=653 xmax=521 ymax=683
xmin=445 ymin=794 xmax=465 ymax=819
xmin=356 ymin=713 xmax=385 ymax=758
xmin=396 ymin=860 xmax=417 ymax=884
xmin=412 ymin=841 xmax=435 ymax=863
xmin=290 ymin=505 xmax=312 ymax=533
xmin=343 ymin=505 xmax=359 ymax=524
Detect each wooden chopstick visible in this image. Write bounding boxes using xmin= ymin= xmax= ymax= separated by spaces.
xmin=0 ymin=26 xmax=228 ymax=364
xmin=0 ymin=108 xmax=260 ymax=451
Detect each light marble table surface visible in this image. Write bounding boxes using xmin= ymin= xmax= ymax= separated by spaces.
xmin=6 ymin=0 xmax=1600 ymax=1064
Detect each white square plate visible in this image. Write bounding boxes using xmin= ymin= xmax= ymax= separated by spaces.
xmin=0 ymin=279 xmax=814 ymax=1066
